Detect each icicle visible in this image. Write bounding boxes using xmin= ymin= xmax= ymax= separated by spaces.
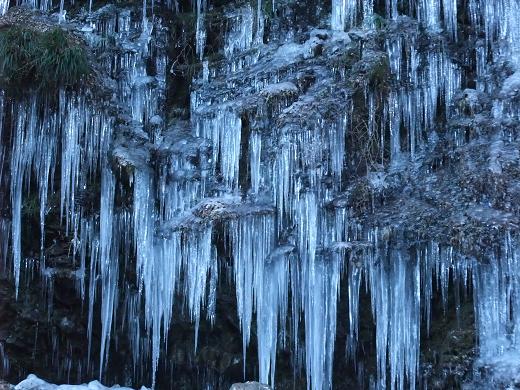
xmin=331 ymin=0 xmax=352 ymax=31
xmin=202 ymin=60 xmax=209 ymax=82
xmin=132 ymin=169 xmax=165 ymax=387
xmin=34 ymin=104 xmax=58 ymax=259
xmin=362 ymin=0 xmax=374 ymax=28
xmin=388 ymin=91 xmax=401 ymax=164
xmin=10 ymin=97 xmax=39 ymax=296
xmin=386 ymin=0 xmax=398 ymax=20
xmin=331 ymin=0 xmax=373 ymax=30
xmin=195 ymin=108 xmax=242 ymax=190
xmin=59 ymin=5 xmax=66 ymax=24
xmin=385 ymin=30 xmax=460 ymax=161
xmin=255 ymin=0 xmax=264 ymax=45
xmin=195 ymin=0 xmax=206 ymax=61
xmin=206 ymin=254 xmax=218 ymax=325
xmin=133 ymin=170 xmax=155 ymax=292
xmin=442 ymin=0 xmax=458 ymax=41
xmin=0 ymin=0 xmax=8 ymax=16
xmin=0 ymin=91 xmax=4 ymax=186
xmin=296 ymin=191 xmax=318 ymax=266
xmin=0 ymin=219 xmax=9 ymax=275
xmin=257 ymin=250 xmax=289 ymax=386
xmin=473 ymin=234 xmax=520 ymax=358
xmin=0 ymin=342 xmax=9 ymax=378
xmin=304 ymin=255 xmax=341 ymax=390
xmin=183 ymin=226 xmax=216 ymax=351
xmin=142 ymin=0 xmax=147 ymax=27
xmin=224 ymin=5 xmax=255 ymax=59
xmin=250 ymin=131 xmax=262 ymax=194
xmin=418 ymin=0 xmax=441 ymax=31
xmin=98 ymin=166 xmax=117 ymax=376
xmin=346 ymin=256 xmax=362 ymax=363
xmin=60 ymin=93 xmax=82 ymax=235
xmin=87 ymin=221 xmax=100 ymax=369
xmin=330 ymin=113 xmax=347 ymax=180
xmin=231 ymin=215 xmax=276 ymax=381
xmin=367 ymin=236 xmax=421 ymax=390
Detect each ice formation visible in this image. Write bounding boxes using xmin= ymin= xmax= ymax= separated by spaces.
xmin=1 ymin=0 xmax=520 ymax=389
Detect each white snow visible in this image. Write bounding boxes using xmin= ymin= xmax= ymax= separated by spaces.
xmin=14 ymin=374 xmax=148 ymax=390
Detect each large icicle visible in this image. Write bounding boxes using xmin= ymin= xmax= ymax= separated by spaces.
xmin=183 ymin=226 xmax=217 ymax=351
xmin=256 ymin=252 xmax=289 ymax=386
xmin=367 ymin=233 xmax=421 ymax=390
xmin=303 ymin=255 xmax=341 ymax=390
xmin=98 ymin=166 xmax=117 ymax=375
xmin=471 ymin=233 xmax=520 ymax=386
xmin=231 ymin=215 xmax=278 ymax=382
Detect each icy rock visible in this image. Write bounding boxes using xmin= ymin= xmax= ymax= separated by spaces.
xmin=0 ymin=7 xmax=57 ymax=31
xmin=149 ymin=115 xmax=163 ymax=125
xmin=501 ymin=71 xmax=520 ymax=98
xmin=110 ymin=144 xmax=150 ymax=170
xmin=159 ymin=197 xmax=275 ymax=234
xmin=470 ymin=351 xmax=520 ymax=388
xmin=260 ymin=82 xmax=298 ymax=98
xmin=273 ymin=43 xmax=306 ymax=65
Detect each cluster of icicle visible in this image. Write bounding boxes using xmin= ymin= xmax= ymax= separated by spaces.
xmin=0 ymin=0 xmax=520 ymax=389
xmin=331 ymin=0 xmax=520 ymax=47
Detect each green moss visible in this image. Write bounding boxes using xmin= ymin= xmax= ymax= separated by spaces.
xmin=0 ymin=27 xmax=90 ymax=92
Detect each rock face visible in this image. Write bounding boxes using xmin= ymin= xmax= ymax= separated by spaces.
xmin=0 ymin=0 xmax=520 ymax=389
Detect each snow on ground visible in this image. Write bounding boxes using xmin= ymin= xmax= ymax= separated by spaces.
xmin=14 ymin=375 xmax=148 ymax=390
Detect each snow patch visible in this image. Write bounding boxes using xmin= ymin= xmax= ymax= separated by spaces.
xmin=14 ymin=375 xmax=148 ymax=390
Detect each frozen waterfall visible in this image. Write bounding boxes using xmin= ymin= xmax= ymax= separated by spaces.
xmin=1 ymin=0 xmax=520 ymax=389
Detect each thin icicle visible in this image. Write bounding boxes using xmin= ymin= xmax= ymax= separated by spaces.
xmin=98 ymin=166 xmax=117 ymax=376
xmin=195 ymin=0 xmax=206 ymax=60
